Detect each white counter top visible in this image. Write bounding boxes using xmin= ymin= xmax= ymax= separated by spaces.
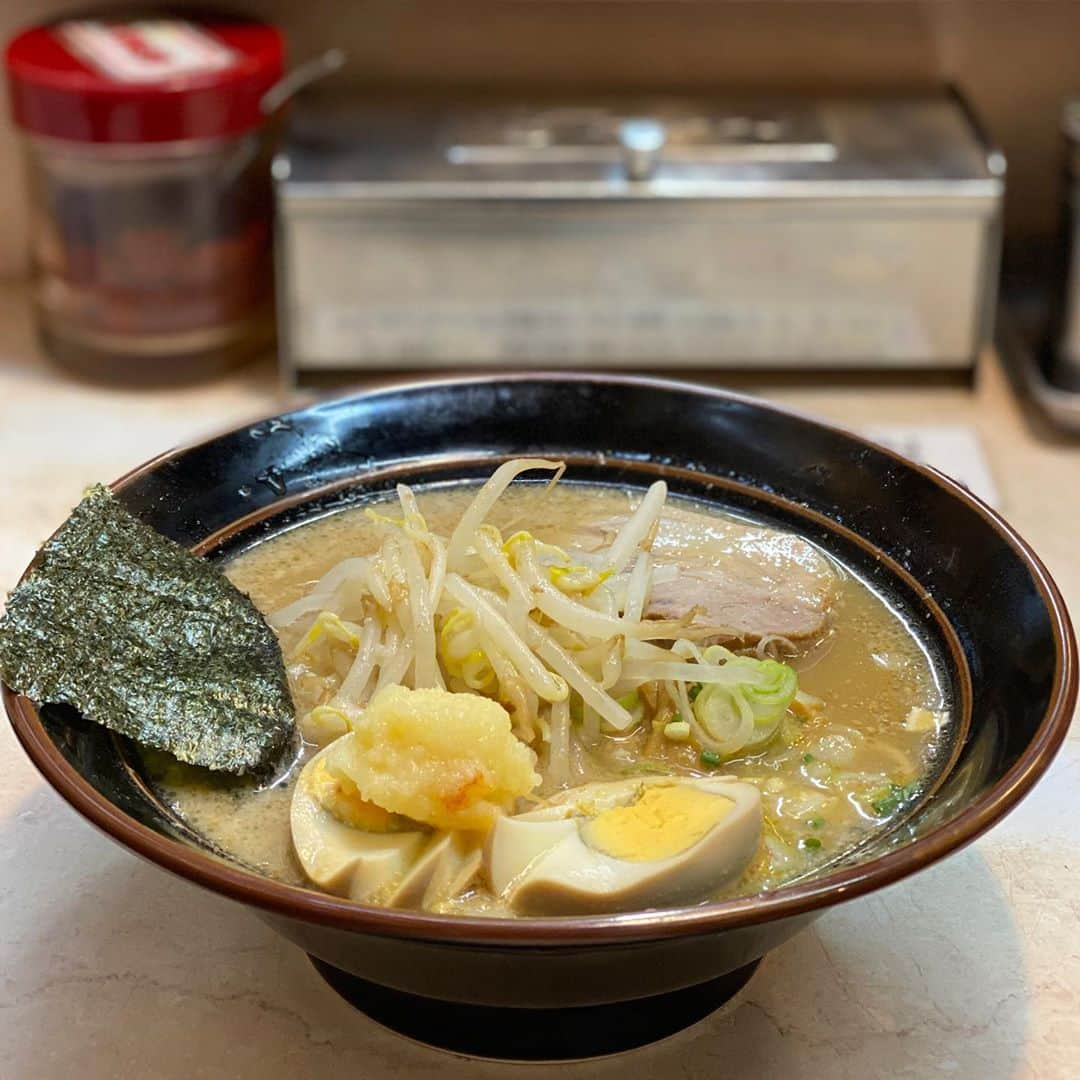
xmin=1 ymin=289 xmax=1077 ymax=1078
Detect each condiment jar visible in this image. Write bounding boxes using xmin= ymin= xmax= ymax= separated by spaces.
xmin=5 ymin=17 xmax=284 ymax=382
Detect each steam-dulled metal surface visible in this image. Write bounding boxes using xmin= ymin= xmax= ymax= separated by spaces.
xmin=275 ymin=95 xmax=1003 ymax=376
xmin=4 ymin=375 xmax=1075 ymax=1016
xmin=281 ymin=98 xmax=999 ymax=193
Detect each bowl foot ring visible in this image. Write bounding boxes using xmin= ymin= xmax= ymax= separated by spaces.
xmin=308 ymin=954 xmax=761 ymax=1061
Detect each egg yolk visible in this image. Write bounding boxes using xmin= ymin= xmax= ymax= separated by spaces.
xmin=308 ymin=759 xmax=408 ymax=833
xmin=582 ymin=784 xmax=734 ymax=862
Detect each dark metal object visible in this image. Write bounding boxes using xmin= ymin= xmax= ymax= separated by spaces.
xmin=998 ymin=307 xmax=1080 ymax=435
xmin=1028 ymin=97 xmax=1080 ymax=430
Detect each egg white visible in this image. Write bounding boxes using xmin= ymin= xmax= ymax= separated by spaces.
xmin=487 ymin=776 xmax=762 ymax=915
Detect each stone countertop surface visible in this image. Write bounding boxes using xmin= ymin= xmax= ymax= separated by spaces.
xmin=1 ymin=293 xmax=1077 ymax=1079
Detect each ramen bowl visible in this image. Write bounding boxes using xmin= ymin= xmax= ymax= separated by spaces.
xmin=4 ymin=375 xmax=1075 ymax=1059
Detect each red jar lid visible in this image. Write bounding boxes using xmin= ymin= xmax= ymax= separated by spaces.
xmin=5 ymin=17 xmax=283 ymax=143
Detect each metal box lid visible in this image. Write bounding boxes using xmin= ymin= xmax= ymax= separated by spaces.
xmin=278 ymin=95 xmax=1004 ymax=202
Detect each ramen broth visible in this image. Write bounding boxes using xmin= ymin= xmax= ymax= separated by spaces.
xmin=149 ymin=482 xmax=950 ymax=914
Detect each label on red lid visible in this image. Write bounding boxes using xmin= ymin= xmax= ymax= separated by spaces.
xmin=56 ymin=20 xmax=238 ymax=83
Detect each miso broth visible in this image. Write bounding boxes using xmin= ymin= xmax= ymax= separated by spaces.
xmin=150 ymin=480 xmax=952 ymax=916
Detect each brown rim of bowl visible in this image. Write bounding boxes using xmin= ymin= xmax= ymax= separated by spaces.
xmin=4 ymin=373 xmax=1076 ymax=947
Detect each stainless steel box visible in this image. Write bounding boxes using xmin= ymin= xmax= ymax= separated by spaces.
xmin=275 ymin=96 xmax=1003 ymax=381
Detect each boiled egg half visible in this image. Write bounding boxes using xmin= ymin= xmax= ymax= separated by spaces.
xmin=290 ymin=685 xmax=536 ymax=908
xmin=487 ymin=776 xmax=762 ymax=915
xmin=290 ymin=743 xmax=485 ymax=908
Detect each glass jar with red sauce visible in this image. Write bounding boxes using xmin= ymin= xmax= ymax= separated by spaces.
xmin=5 ymin=17 xmax=283 ymax=381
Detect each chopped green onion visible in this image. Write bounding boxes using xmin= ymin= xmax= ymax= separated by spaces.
xmin=688 ymin=682 xmax=702 ymax=702
xmin=806 ymin=817 xmax=825 ymax=829
xmin=800 ymin=837 xmax=822 ymax=851
xmin=663 ymin=719 xmax=691 ymax=742
xmin=700 ymin=749 xmax=723 ymax=767
xmin=869 ymin=780 xmax=920 ymax=818
xmin=691 ymin=652 xmax=797 ymax=756
xmin=802 ymin=752 xmax=815 ymax=764
xmin=616 ymin=690 xmax=641 ymax=712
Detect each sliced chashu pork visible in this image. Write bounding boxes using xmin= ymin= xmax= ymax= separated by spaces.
xmin=555 ymin=506 xmax=837 ymax=645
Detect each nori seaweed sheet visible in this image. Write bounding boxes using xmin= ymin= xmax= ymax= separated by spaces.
xmin=0 ymin=485 xmax=294 ymax=773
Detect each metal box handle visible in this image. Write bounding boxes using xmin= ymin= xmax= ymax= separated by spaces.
xmin=618 ymin=117 xmax=666 ymax=180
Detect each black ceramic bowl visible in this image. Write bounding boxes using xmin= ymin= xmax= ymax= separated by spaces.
xmin=5 ymin=375 xmax=1076 ymax=1059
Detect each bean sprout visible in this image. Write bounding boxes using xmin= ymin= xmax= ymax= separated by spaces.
xmin=268 ymin=458 xmax=799 ymax=763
